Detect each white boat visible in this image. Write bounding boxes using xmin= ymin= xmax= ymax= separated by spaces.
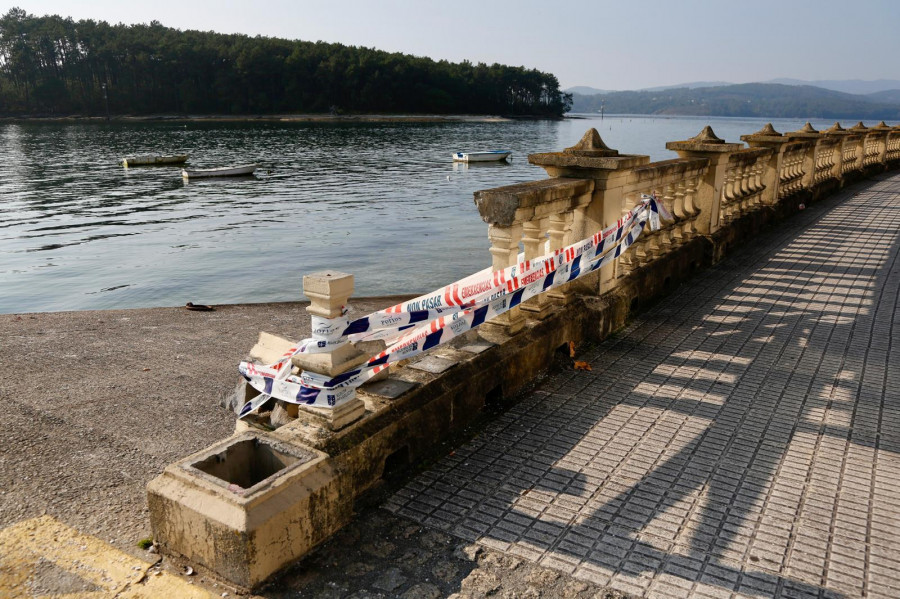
xmin=121 ymin=154 xmax=188 ymax=167
xmin=452 ymin=150 xmax=511 ymax=162
xmin=181 ymin=164 xmax=258 ymax=179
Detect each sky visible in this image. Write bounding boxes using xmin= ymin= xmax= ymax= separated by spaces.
xmin=10 ymin=0 xmax=900 ymax=90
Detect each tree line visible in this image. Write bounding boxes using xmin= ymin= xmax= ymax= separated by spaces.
xmin=0 ymin=8 xmax=572 ymax=117
xmin=571 ymin=83 xmax=900 ymax=120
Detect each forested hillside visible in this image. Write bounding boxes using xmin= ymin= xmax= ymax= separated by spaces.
xmin=0 ymin=8 xmax=571 ymax=117
xmin=571 ymin=83 xmax=900 ymax=120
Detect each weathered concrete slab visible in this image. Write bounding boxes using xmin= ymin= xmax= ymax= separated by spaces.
xmin=359 ymin=378 xmax=419 ymax=400
xmin=408 ymin=355 xmax=459 ymax=374
xmin=459 ymin=341 xmax=496 ymax=354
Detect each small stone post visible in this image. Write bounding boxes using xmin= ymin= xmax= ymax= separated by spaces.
xmin=292 ymin=271 xmax=367 ymax=430
xmin=519 ymin=218 xmax=552 ymax=319
xmin=741 ymin=123 xmax=790 ymax=205
xmin=666 ymin=126 xmax=742 ymax=235
xmin=485 ymin=223 xmax=526 ymax=334
xmin=546 ymin=208 xmax=584 ymax=305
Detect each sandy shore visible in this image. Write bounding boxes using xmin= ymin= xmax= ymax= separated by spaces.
xmin=0 ymin=296 xmax=412 ymax=561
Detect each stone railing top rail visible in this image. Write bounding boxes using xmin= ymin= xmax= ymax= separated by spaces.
xmin=728 ymin=147 xmax=773 ymax=165
xmin=474 ymin=177 xmax=594 ymax=227
xmin=810 ymin=136 xmax=841 ymax=147
xmin=784 ymin=139 xmax=814 ymax=152
xmin=528 ymin=151 xmax=650 ymax=172
xmin=626 ymin=157 xmax=709 ymax=186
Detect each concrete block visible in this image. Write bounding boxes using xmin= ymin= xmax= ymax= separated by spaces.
xmin=297 ymin=396 xmax=367 ymax=431
xmin=291 ymin=341 xmax=369 ymax=378
xmin=147 ymin=432 xmax=348 ymax=590
xmin=248 ymin=331 xmax=295 ymax=365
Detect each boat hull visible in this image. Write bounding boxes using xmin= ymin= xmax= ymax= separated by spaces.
xmin=181 ymin=164 xmax=258 ymax=178
xmin=452 ymin=151 xmax=511 ymax=162
xmin=122 ymin=154 xmax=188 ymax=167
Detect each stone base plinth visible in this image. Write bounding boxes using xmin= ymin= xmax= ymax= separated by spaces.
xmin=298 ymin=395 xmax=367 ymax=431
xmin=147 ymin=432 xmax=348 ymax=590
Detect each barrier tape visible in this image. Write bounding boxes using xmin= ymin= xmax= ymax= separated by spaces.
xmin=238 ymin=195 xmax=670 ymax=417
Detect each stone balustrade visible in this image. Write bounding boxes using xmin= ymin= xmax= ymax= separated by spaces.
xmin=473 ymin=177 xmax=595 ymax=326
xmin=149 ymin=118 xmax=900 ymax=590
xmin=719 ymin=148 xmax=770 ymax=224
xmin=616 ymin=158 xmax=706 ymax=275
xmin=474 ymin=120 xmax=900 ymax=307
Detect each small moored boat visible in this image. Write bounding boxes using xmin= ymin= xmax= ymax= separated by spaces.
xmin=181 ymin=164 xmax=258 ymax=179
xmin=452 ymin=150 xmax=511 ymax=163
xmin=121 ymin=154 xmax=189 ymax=167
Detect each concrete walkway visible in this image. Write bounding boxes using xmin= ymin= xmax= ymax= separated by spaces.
xmin=378 ymin=174 xmax=900 ymax=599
xmin=2 ymin=173 xmax=899 ymax=598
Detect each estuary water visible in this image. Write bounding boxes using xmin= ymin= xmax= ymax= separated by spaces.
xmin=0 ymin=114 xmax=859 ymax=313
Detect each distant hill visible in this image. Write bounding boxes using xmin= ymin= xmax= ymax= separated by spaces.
xmin=569 ymin=83 xmax=900 ymax=120
xmin=767 ymin=78 xmax=900 ymax=95
xmin=566 ymin=86 xmax=612 ymax=95
xmin=566 ymin=81 xmax=731 ymax=94
xmin=864 ymin=89 xmax=900 ymax=104
xmin=640 ymin=81 xmax=732 ymax=92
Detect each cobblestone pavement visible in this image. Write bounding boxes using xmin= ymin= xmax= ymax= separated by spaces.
xmin=376 ymin=175 xmax=900 ymax=599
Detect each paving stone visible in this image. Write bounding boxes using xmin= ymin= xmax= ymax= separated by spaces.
xmin=385 ymin=178 xmax=900 ymax=599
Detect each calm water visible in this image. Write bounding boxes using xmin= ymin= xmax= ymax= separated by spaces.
xmin=0 ymin=114 xmax=862 ymax=313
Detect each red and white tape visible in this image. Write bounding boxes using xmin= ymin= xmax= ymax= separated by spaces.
xmin=238 ymin=195 xmax=670 ymax=417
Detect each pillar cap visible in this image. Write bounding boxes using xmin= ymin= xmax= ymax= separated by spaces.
xmin=563 ymin=128 xmax=619 ymax=157
xmin=666 ymin=126 xmax=742 ymax=153
xmin=784 ymin=122 xmax=820 ymax=139
xmin=741 ymin=123 xmax=789 ymax=145
xmin=824 ymin=122 xmax=850 ymax=135
xmin=303 ymin=271 xmax=354 ymax=298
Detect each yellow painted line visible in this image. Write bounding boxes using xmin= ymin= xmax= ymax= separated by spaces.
xmin=0 ymin=516 xmax=215 ymax=598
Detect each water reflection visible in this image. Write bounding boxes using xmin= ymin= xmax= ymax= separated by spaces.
xmin=0 ymin=116 xmax=858 ymax=313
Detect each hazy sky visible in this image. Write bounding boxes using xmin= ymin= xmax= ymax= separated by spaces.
xmin=11 ymin=0 xmax=900 ymax=90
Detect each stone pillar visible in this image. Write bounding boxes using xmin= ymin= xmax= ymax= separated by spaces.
xmin=528 ymin=129 xmax=648 ymax=291
xmin=291 ymin=271 xmax=367 ymax=430
xmin=666 ymin=126 xmax=742 ymax=235
xmin=485 ymin=224 xmax=525 ymax=334
xmin=741 ymin=123 xmax=790 ymax=205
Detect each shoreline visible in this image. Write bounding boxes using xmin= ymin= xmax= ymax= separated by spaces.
xmin=0 ymin=113 xmax=541 ymax=124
